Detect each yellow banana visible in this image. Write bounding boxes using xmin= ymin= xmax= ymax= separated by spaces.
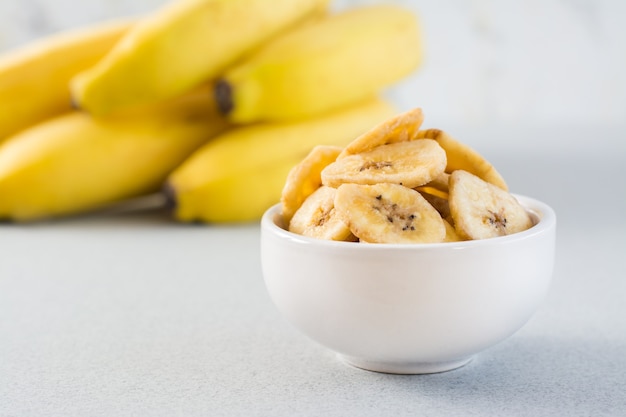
xmin=0 ymin=86 xmax=229 ymax=222
xmin=71 ymin=0 xmax=330 ymax=116
xmin=0 ymin=18 xmax=133 ymax=142
xmin=214 ymin=5 xmax=422 ymax=124
xmin=165 ymin=97 xmax=396 ymax=223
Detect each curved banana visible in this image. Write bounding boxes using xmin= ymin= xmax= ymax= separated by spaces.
xmin=214 ymin=5 xmax=422 ymax=123
xmin=165 ymin=97 xmax=396 ymax=223
xmin=0 ymin=18 xmax=132 ymax=142
xmin=0 ymin=86 xmax=229 ymax=221
xmin=71 ymin=0 xmax=330 ymax=116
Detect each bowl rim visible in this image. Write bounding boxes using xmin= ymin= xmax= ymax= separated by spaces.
xmin=261 ymin=194 xmax=556 ymax=250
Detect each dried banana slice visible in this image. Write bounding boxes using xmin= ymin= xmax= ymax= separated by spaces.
xmin=338 ymin=107 xmax=424 ymax=158
xmin=424 ymin=171 xmax=450 ymax=194
xmin=449 ymin=170 xmax=533 ymax=240
xmin=416 ymin=129 xmax=508 ymax=190
xmin=442 ymin=218 xmax=462 ymax=242
xmin=280 ymin=145 xmax=342 ymax=224
xmin=321 ymin=139 xmax=446 ymax=189
xmin=288 ymin=186 xmax=354 ymax=241
xmin=415 ymin=172 xmax=450 ymax=201
xmin=418 ymin=189 xmax=451 ymax=221
xmin=334 ymin=183 xmax=446 ymax=244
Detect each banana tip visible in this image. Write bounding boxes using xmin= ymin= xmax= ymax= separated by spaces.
xmin=162 ymin=183 xmax=178 ymax=211
xmin=70 ymin=96 xmax=82 ymax=111
xmin=214 ymin=79 xmax=234 ymax=115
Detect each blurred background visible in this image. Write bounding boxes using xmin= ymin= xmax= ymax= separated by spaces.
xmin=1 ymin=0 xmax=624 ymax=152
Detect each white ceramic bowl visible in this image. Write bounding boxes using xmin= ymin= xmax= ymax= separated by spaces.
xmin=260 ymin=195 xmax=556 ymax=374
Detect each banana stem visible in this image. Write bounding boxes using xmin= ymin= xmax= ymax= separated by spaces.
xmin=214 ymin=80 xmax=234 ymax=115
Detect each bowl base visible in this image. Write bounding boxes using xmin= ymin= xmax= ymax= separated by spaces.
xmin=338 ymin=354 xmax=473 ymax=375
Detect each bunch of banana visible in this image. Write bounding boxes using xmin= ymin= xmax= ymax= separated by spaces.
xmin=0 ymin=0 xmax=423 ymax=223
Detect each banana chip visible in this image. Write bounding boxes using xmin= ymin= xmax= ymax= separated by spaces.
xmin=449 ymin=170 xmax=532 ymax=240
xmin=288 ymin=185 xmax=354 ymax=241
xmin=442 ymin=218 xmax=463 ymax=242
xmin=338 ymin=107 xmax=424 ymax=158
xmin=416 ymin=128 xmax=508 ymax=190
xmin=281 ymin=145 xmax=342 ymax=224
xmin=334 ymin=183 xmax=445 ymax=244
xmin=321 ymin=139 xmax=446 ymax=189
xmin=417 ymin=189 xmax=451 ymax=222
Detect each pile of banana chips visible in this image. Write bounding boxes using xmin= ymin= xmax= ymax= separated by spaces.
xmin=280 ymin=108 xmax=534 ymax=244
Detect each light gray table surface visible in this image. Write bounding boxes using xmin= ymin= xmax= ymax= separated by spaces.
xmin=1 ymin=126 xmax=625 ymax=416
